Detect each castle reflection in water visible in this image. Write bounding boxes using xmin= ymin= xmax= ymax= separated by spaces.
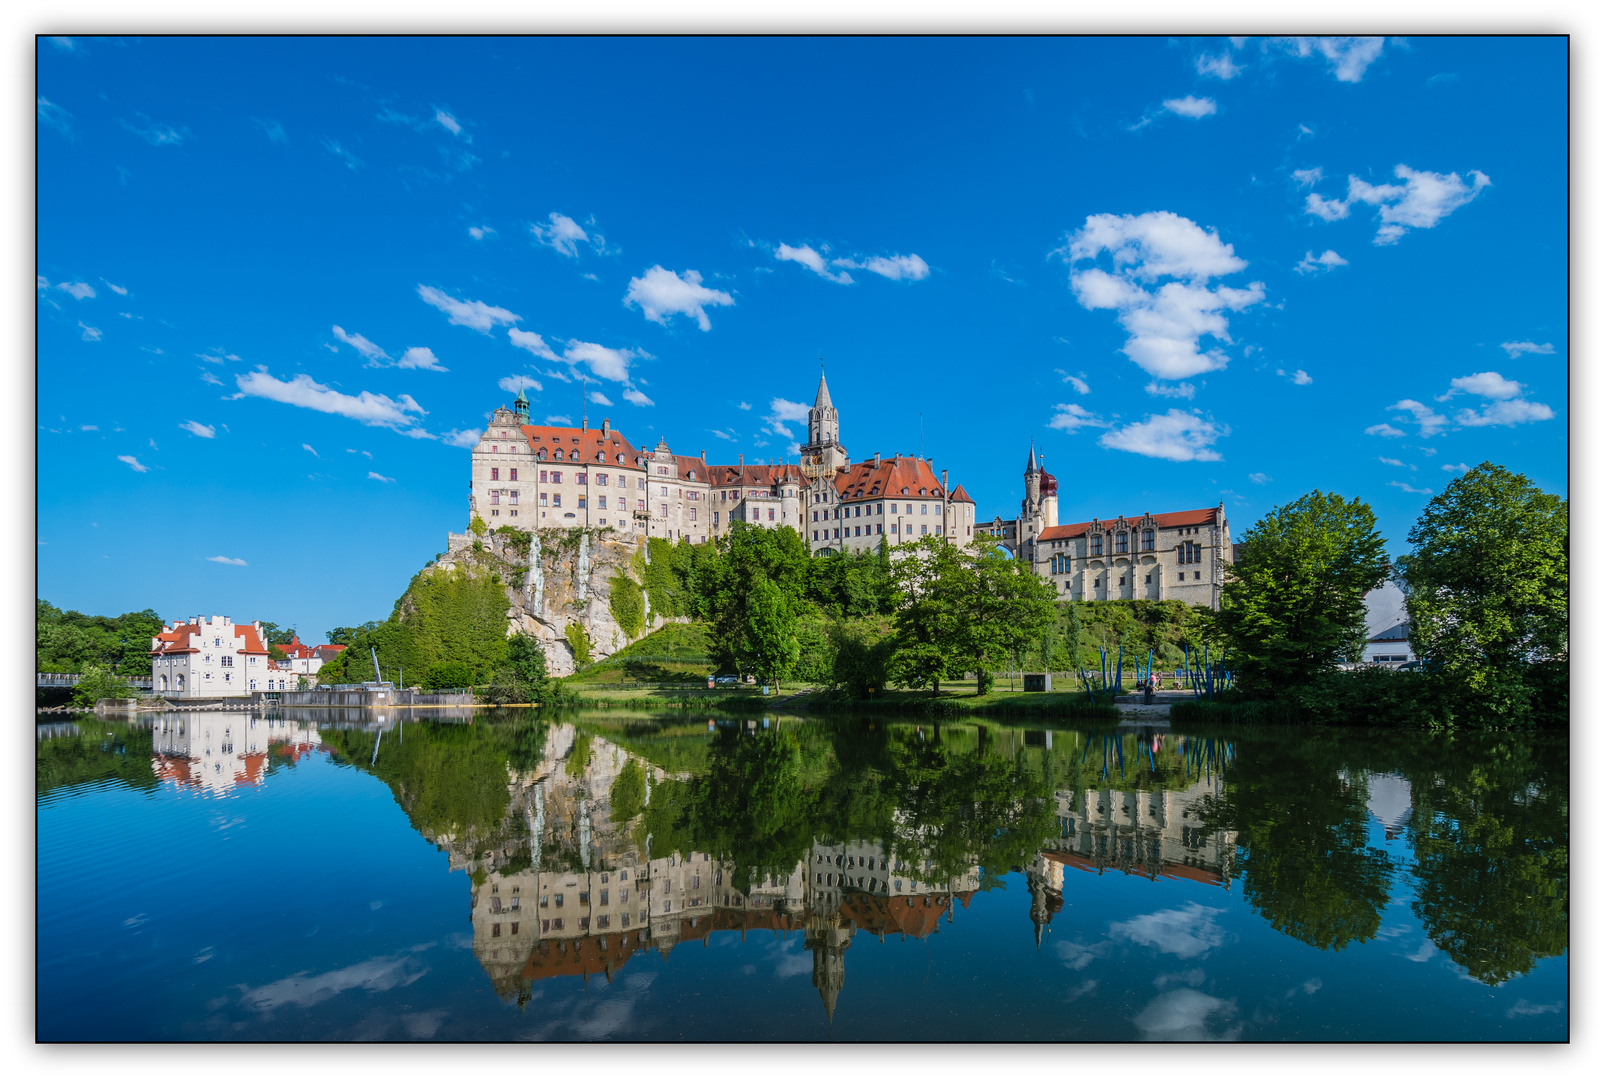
xmin=453 ymin=723 xmax=1238 ymax=1017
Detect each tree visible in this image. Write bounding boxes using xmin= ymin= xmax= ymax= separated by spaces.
xmin=736 ymin=575 xmax=800 ymax=691
xmin=423 ymin=659 xmax=474 ymax=690
xmin=71 ymin=664 xmax=137 ymax=706
xmin=1217 ymin=492 xmax=1389 ymax=699
xmin=1397 ymin=463 xmax=1567 ymax=723
xmin=483 ymin=632 xmax=554 ymax=704
xmin=888 ymin=537 xmax=970 ymax=693
xmin=963 ymin=551 xmax=1058 ymax=694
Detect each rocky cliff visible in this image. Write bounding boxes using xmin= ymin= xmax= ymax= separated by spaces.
xmin=441 ymin=526 xmax=673 ymax=676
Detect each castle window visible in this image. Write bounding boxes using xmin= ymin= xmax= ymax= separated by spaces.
xmin=1091 ymin=536 xmax=1103 ymax=556
xmin=509 ymin=469 xmax=518 ymax=482
xmin=491 ymin=468 xmax=499 ymax=481
xmin=552 ymin=471 xmax=563 ymax=483
xmin=577 ymin=472 xmax=587 ymax=485
xmin=597 ymin=473 xmax=609 ymax=486
xmin=1116 ymin=533 xmax=1128 ymax=554
xmin=553 ymin=494 xmax=561 ymax=507
xmin=540 ymin=493 xmax=548 ymax=505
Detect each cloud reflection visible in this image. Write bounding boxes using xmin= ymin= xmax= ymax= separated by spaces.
xmin=1132 ymin=988 xmax=1243 ymax=1041
xmin=1111 ymin=902 xmax=1228 ymax=959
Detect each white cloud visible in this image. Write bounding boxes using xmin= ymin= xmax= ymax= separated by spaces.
xmin=508 ymin=328 xmax=561 ymax=361
xmin=737 ymin=401 xmax=752 ymax=411
xmin=38 ymin=97 xmax=73 ymax=139
xmin=833 ymin=253 xmax=931 ymax=281
xmin=1145 ymin=381 xmax=1197 ymax=400
xmin=1249 ymin=472 xmax=1271 ymax=485
xmin=1365 ymin=422 xmax=1406 ymax=438
xmin=588 ymin=391 xmax=613 ymax=406
xmin=1388 ymin=399 xmax=1450 ymax=438
xmin=563 ymin=340 xmax=641 ymax=384
xmin=1048 ymin=403 xmax=1111 ymax=432
xmin=117 ymin=454 xmax=150 ymax=473
xmin=1196 ymin=52 xmax=1240 ymax=79
xmin=624 ymin=266 xmax=735 ymax=331
xmin=546 ymin=414 xmax=572 ymax=425
xmin=1295 ymin=249 xmax=1348 ymax=274
xmin=497 ymin=375 xmax=542 ymax=397
xmin=1438 ymin=371 xmax=1523 ymax=401
xmin=417 ymin=285 xmax=521 ymax=333
xmin=622 ymin=387 xmax=655 ymax=407
xmin=762 ymin=398 xmax=812 ymax=440
xmin=180 ymin=420 xmax=215 ymax=439
xmin=1099 ymin=410 xmax=1226 ymax=461
xmin=1292 ymin=167 xmax=1324 ymax=187
xmin=1271 ymin=36 xmax=1387 ymax=82
xmin=368 ymin=471 xmax=396 ymax=483
xmin=1133 ymin=989 xmax=1242 ymax=1042
xmin=1055 ymin=939 xmax=1115 ymax=971
xmin=1442 ymin=462 xmax=1471 ymax=474
xmin=331 ymin=325 xmax=389 ymax=364
xmin=1163 ymin=95 xmax=1217 ymax=119
xmin=81 ymin=425 xmax=98 ymax=432
xmin=1306 ymin=165 xmax=1491 ymax=244
xmin=442 ymin=429 xmax=481 ymax=448
xmin=321 ymin=138 xmax=361 ymax=171
xmin=434 ymin=109 xmax=462 ymax=136
xmin=206 ymin=555 xmax=248 ymax=566
xmin=200 ymin=371 xmax=223 ymax=386
xmin=57 ymin=281 xmax=96 ymax=300
xmin=234 ymin=368 xmax=426 ymax=431
xmin=1111 ymin=903 xmax=1228 ymax=959
xmin=1378 ymin=457 xmax=1408 ymax=467
xmin=79 ymin=323 xmax=102 ymax=342
xmin=709 ymin=429 xmax=735 ymax=441
xmin=1500 ymin=340 xmax=1555 ymax=358
xmin=1063 ymin=211 xmax=1264 ymax=380
xmin=1056 ymin=370 xmax=1092 ymax=395
xmin=1275 ymin=368 xmax=1314 ymax=384
xmin=1389 ymin=481 xmax=1433 ymax=495
xmin=468 ymin=225 xmax=495 ymax=240
xmin=103 ymin=279 xmax=128 ymax=295
xmin=255 ymin=118 xmax=287 ymax=143
xmin=122 ymin=115 xmax=187 ymax=146
xmin=775 ymin=243 xmax=854 ymax=284
xmin=531 ymin=212 xmax=594 ymax=258
xmin=397 ymin=346 xmax=448 ymax=372
xmin=1455 ymin=398 xmax=1555 ymax=427
xmin=302 ymin=444 xmax=319 ymax=457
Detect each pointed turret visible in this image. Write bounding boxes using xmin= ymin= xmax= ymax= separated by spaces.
xmin=513 ymin=384 xmax=529 ymax=419
xmin=814 ymin=371 xmax=833 ymax=409
xmin=1025 ymin=438 xmax=1040 ymax=474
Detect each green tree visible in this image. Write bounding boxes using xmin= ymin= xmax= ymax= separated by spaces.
xmin=423 ymin=659 xmax=474 ymax=690
xmin=610 ymin=758 xmax=648 ymax=822
xmin=888 ymin=537 xmax=970 ymax=693
xmin=71 ymin=664 xmax=137 ymax=706
xmin=1217 ymin=492 xmax=1389 ymax=699
xmin=608 ymin=571 xmax=646 ymax=638
xmin=1397 ymin=463 xmax=1568 ymax=725
xmin=963 ymin=551 xmax=1058 ymax=694
xmin=736 ymin=575 xmax=800 ymax=690
xmin=483 ymin=632 xmax=555 ymax=704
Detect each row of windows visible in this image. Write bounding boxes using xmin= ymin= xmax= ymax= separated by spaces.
xmin=814 ymin=523 xmax=938 ymax=541
xmin=1088 ymin=530 xmax=1157 ymax=556
xmin=488 ymin=467 xmax=652 ymax=489
xmin=813 ymin=502 xmax=931 ymax=522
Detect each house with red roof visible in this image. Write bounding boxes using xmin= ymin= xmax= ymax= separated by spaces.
xmin=150 ymin=615 xmax=299 ymax=698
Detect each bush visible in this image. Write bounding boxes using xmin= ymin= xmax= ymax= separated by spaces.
xmin=422 ymin=659 xmax=474 ymax=690
xmin=564 ymin=623 xmax=593 ymax=666
xmin=72 ymin=664 xmax=137 ymax=706
xmin=609 ymin=572 xmax=646 ymax=639
xmin=824 ymin=617 xmax=895 ymax=699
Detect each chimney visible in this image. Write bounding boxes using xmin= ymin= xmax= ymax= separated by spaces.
xmin=603 ymin=417 xmax=611 ymax=435
xmin=701 ymin=449 xmax=706 ymax=464
xmin=874 ymin=452 xmax=881 ymax=464
xmin=739 ymin=453 xmax=744 ymax=467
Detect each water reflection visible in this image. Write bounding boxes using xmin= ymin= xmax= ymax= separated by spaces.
xmin=36 ymin=710 xmax=1570 ymax=1039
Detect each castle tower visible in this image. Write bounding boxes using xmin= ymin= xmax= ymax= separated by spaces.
xmin=1023 ymin=438 xmax=1042 ymax=512
xmin=801 ymin=370 xmax=848 ymax=480
xmin=806 ymin=914 xmax=853 ymax=1022
xmin=513 ymin=385 xmax=529 ymax=420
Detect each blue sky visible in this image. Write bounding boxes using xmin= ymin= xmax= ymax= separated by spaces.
xmin=36 ymin=36 xmax=1567 ymax=640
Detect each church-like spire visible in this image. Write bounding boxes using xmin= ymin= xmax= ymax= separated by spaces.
xmin=1025 ymin=437 xmax=1039 ymax=475
xmin=814 ymin=370 xmax=833 ymax=409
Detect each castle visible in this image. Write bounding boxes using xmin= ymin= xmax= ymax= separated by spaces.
xmin=467 ymin=372 xmax=978 ymax=554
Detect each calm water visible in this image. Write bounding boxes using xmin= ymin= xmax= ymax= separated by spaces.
xmin=36 ymin=708 xmax=1568 ymax=1042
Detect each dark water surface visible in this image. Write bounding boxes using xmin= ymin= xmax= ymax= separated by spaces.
xmin=36 ymin=708 xmax=1568 ymax=1041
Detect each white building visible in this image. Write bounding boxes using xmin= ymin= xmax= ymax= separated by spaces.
xmin=150 ymin=615 xmax=296 ymax=698
xmin=1361 ymin=581 xmax=1415 ymax=665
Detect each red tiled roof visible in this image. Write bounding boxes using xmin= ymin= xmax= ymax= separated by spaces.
xmin=1038 ymin=506 xmax=1220 ymax=542
xmin=1042 ymin=848 xmax=1225 ymax=887
xmin=519 ymin=425 xmax=643 ymax=465
xmin=315 ymin=644 xmax=347 ymax=656
xmin=707 ymin=463 xmax=806 ymax=488
xmin=669 ymin=454 xmax=717 ymax=482
xmin=235 ymin=623 xmax=270 ymax=655
xmin=833 ymin=456 xmax=953 ymax=503
xmin=151 ymin=624 xmax=200 ymax=656
xmin=949 ymin=484 xmax=975 ymax=504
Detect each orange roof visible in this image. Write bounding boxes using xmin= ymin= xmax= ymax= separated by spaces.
xmin=949 ymin=484 xmax=975 ymax=504
xmin=519 ymin=424 xmax=643 ymax=465
xmin=1038 ymin=506 xmax=1220 ymax=542
xmin=235 ymin=623 xmax=269 ymax=655
xmin=1043 ymin=848 xmax=1225 ymax=887
xmin=151 ymin=624 xmax=200 ymax=656
xmin=707 ymin=463 xmax=807 ymax=489
xmin=833 ymin=456 xmax=953 ymax=503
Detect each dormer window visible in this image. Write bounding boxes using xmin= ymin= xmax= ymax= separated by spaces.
xmin=902 ymin=487 xmax=909 ymax=495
